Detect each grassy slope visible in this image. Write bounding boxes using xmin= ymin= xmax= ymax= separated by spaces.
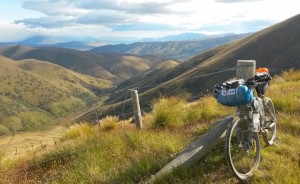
xmin=0 ymin=70 xmax=299 ymax=183
xmin=0 ymin=56 xmax=112 ymax=134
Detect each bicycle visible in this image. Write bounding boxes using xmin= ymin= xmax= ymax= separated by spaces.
xmin=214 ymin=71 xmax=276 ymax=180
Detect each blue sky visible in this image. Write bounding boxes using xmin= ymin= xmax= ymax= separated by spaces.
xmin=0 ymin=0 xmax=299 ymax=42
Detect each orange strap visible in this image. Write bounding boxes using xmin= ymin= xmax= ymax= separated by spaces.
xmin=256 ymin=67 xmax=269 ymax=73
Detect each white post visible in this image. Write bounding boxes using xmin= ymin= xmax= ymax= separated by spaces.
xmin=236 ymin=60 xmax=256 ymax=80
xmin=130 ymin=90 xmax=143 ymax=130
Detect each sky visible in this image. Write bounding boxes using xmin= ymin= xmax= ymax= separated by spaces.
xmin=0 ymin=0 xmax=299 ymax=43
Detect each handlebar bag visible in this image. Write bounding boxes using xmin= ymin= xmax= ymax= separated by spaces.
xmin=215 ymin=83 xmax=254 ymax=107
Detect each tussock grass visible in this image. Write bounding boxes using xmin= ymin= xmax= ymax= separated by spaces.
xmin=281 ymin=69 xmax=300 ymax=81
xmin=270 ymin=70 xmax=300 ymax=113
xmin=150 ymin=96 xmax=187 ymax=128
xmin=186 ymin=96 xmax=233 ymax=122
xmin=0 ymin=70 xmax=299 ymax=183
xmin=100 ymin=116 xmax=119 ymax=131
xmin=149 ymin=96 xmax=234 ymax=129
xmin=1 ymin=128 xmax=188 ymax=183
xmin=60 ymin=123 xmax=94 ymax=141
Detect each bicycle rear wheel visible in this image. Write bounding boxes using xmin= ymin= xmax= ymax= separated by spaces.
xmin=225 ymin=117 xmax=261 ymax=180
xmin=263 ymin=97 xmax=276 ymax=146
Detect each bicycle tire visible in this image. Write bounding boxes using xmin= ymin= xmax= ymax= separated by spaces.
xmin=262 ymin=97 xmax=276 ymax=146
xmin=225 ymin=117 xmax=261 ymax=180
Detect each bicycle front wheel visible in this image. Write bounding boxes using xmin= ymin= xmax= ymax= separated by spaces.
xmin=263 ymin=97 xmax=276 ymax=146
xmin=225 ymin=117 xmax=261 ymax=180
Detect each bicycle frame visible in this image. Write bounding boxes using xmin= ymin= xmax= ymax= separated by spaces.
xmin=235 ymin=94 xmax=266 ymax=148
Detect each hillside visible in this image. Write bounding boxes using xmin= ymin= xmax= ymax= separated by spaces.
xmin=89 ymin=33 xmax=250 ymax=61
xmin=0 ymin=45 xmax=171 ymax=80
xmin=0 ymin=70 xmax=299 ymax=183
xmin=105 ymin=60 xmax=180 ymax=104
xmin=74 ymin=14 xmax=300 ymax=122
xmin=0 ymin=56 xmax=112 ymax=134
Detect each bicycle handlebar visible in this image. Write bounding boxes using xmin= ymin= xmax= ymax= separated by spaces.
xmin=215 ymin=73 xmax=272 ymax=90
xmin=245 ymin=73 xmax=272 ymax=87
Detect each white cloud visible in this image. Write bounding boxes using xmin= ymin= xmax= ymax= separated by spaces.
xmin=15 ymin=16 xmax=75 ymax=28
xmin=76 ymin=0 xmax=177 ymax=14
xmin=23 ymin=0 xmax=86 ymax=16
xmin=2 ymin=0 xmax=299 ymax=41
xmin=16 ymin=0 xmax=188 ymax=29
xmin=76 ymin=10 xmax=138 ymax=24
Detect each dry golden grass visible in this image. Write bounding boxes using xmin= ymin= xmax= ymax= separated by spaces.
xmin=60 ymin=123 xmax=94 ymax=141
xmin=0 ymin=126 xmax=65 ymax=160
xmin=99 ymin=116 xmax=119 ymax=131
xmin=0 ymin=70 xmax=299 ymax=183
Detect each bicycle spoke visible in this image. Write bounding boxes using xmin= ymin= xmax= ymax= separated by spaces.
xmin=226 ymin=118 xmax=260 ymax=180
xmin=265 ymin=105 xmax=276 ymax=121
xmin=263 ymin=97 xmax=276 ymax=146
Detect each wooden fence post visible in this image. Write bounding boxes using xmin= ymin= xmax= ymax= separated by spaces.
xmin=130 ymin=89 xmax=143 ymax=130
xmin=236 ymin=60 xmax=256 ymax=80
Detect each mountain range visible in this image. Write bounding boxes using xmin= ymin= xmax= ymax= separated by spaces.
xmin=140 ymin=32 xmax=208 ymax=42
xmin=89 ymin=33 xmax=250 ymax=61
xmin=0 ymin=33 xmax=249 ymax=54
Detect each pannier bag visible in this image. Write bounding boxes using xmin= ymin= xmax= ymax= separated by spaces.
xmin=214 ymin=79 xmax=254 ymax=107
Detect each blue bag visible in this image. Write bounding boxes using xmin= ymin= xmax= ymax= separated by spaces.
xmin=214 ymin=79 xmax=254 ymax=107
